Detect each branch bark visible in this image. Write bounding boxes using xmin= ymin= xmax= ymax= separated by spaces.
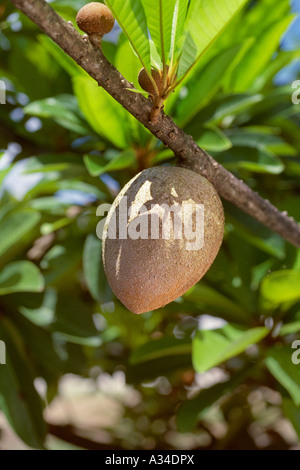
xmin=11 ymin=0 xmax=300 ymax=248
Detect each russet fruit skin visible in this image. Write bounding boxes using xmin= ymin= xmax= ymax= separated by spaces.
xmin=76 ymin=2 xmax=115 ymax=35
xmin=102 ymin=167 xmax=224 ymax=314
xmin=138 ymin=68 xmax=162 ymax=95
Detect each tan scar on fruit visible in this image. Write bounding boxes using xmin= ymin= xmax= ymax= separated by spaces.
xmin=102 ymin=166 xmax=224 ymax=314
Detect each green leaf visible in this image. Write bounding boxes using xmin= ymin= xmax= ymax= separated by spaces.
xmin=105 ymin=0 xmax=151 ymax=72
xmin=127 ymin=353 xmax=192 ymax=383
xmin=261 ymin=270 xmax=300 ymax=306
xmin=196 ymin=128 xmax=232 ymax=152
xmin=141 ymin=0 xmax=176 ymax=65
xmin=252 ymin=50 xmax=300 ymax=92
xmin=19 ymin=289 xmax=57 ymax=327
xmin=115 ymin=37 xmax=143 ymax=87
xmin=130 ymin=336 xmax=192 ymax=365
xmin=0 ymin=261 xmax=44 ymax=295
xmin=41 ymin=218 xmax=73 ymax=235
xmin=0 ymin=317 xmax=46 ymax=448
xmin=83 ymin=234 xmax=112 ymax=303
xmin=38 ymin=34 xmax=86 ymax=77
xmin=149 ymin=39 xmax=163 ymax=71
xmin=169 ymin=0 xmax=189 ymax=63
xmin=185 ymin=284 xmax=248 ymax=322
xmin=225 ymin=127 xmax=296 ymax=157
xmin=225 ymin=206 xmax=286 ymax=259
xmin=23 ymin=153 xmax=85 ymax=174
xmin=177 ymin=45 xmax=241 ymax=127
xmin=0 ymin=211 xmax=41 ymax=259
xmin=177 ymin=368 xmax=249 ymax=432
xmin=266 ymin=347 xmax=300 ymax=406
xmin=228 ymin=16 xmax=295 ymax=92
xmin=115 ymin=37 xmax=149 ymax=140
xmin=195 ymin=94 xmax=263 ymax=127
xmin=192 ymin=324 xmax=268 ymax=373
xmin=280 ymin=321 xmax=300 ymax=337
xmin=223 ymin=148 xmax=285 ymax=175
xmin=42 ymin=239 xmax=83 ymax=286
xmin=24 ymin=95 xmax=90 ymax=135
xmin=51 ymin=293 xmax=102 ymax=345
xmin=84 ymin=150 xmax=136 ymax=177
xmin=282 ymin=399 xmax=300 ymax=440
xmin=73 ymin=76 xmax=130 ymax=148
xmin=178 ymin=0 xmax=248 ymax=78
xmin=239 ymin=0 xmax=291 ymax=40
xmin=12 ymin=312 xmax=86 ymax=376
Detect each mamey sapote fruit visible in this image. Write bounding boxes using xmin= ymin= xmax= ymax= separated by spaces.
xmin=102 ymin=167 xmax=224 ymax=314
xmin=138 ymin=68 xmax=163 ymax=95
xmin=76 ymin=2 xmax=115 ymax=35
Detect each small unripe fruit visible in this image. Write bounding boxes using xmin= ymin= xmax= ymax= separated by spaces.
xmin=138 ymin=68 xmax=162 ymax=95
xmin=76 ymin=2 xmax=115 ymax=35
xmin=102 ymin=167 xmax=224 ymax=314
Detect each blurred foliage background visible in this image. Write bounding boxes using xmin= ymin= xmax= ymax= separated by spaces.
xmin=0 ymin=0 xmax=300 ymax=450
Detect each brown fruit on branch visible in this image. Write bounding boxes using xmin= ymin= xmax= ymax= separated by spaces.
xmin=76 ymin=2 xmax=115 ymax=35
xmin=102 ymin=167 xmax=224 ymax=314
xmin=138 ymin=68 xmax=163 ymax=95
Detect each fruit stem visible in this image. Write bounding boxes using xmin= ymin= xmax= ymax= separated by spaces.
xmin=88 ymin=32 xmax=103 ymax=48
xmin=150 ymin=96 xmax=164 ymax=123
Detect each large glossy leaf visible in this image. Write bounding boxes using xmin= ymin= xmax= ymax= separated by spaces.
xmin=237 ymin=0 xmax=291 ymax=44
xmin=127 ymin=353 xmax=192 ymax=383
xmin=178 ymin=0 xmax=249 ymax=78
xmin=0 ymin=317 xmax=46 ymax=448
xmin=130 ymin=336 xmax=192 ymax=365
xmin=24 ymin=95 xmax=90 ymax=135
xmin=84 ymin=150 xmax=136 ymax=177
xmin=19 ymin=289 xmax=57 ymax=327
xmin=105 ymin=0 xmax=151 ymax=72
xmin=225 ymin=127 xmax=296 ymax=156
xmin=196 ymin=127 xmax=232 ymax=152
xmin=115 ymin=38 xmax=148 ymax=139
xmin=266 ymin=347 xmax=300 ymax=406
xmin=0 ymin=211 xmax=41 ymax=259
xmin=38 ymin=34 xmax=86 ymax=77
xmin=184 ymin=284 xmax=249 ymax=322
xmin=260 ymin=270 xmax=300 ymax=306
xmin=12 ymin=312 xmax=86 ymax=376
xmin=252 ymin=50 xmax=300 ymax=92
xmin=141 ymin=0 xmax=176 ymax=65
xmin=42 ymin=239 xmax=83 ymax=287
xmin=225 ymin=204 xmax=286 ymax=260
xmin=192 ymin=324 xmax=268 ymax=373
xmin=50 ymin=293 xmax=102 ymax=346
xmin=177 ymin=45 xmax=241 ymax=127
xmin=228 ymin=16 xmax=294 ymax=92
xmin=115 ymin=38 xmax=142 ymax=87
xmin=83 ymin=234 xmax=112 ymax=303
xmin=73 ymin=76 xmax=130 ymax=148
xmin=0 ymin=261 xmax=44 ymax=295
xmin=222 ymin=148 xmax=285 ymax=175
xmin=280 ymin=321 xmax=300 ymax=337
xmin=170 ymin=0 xmax=189 ymax=62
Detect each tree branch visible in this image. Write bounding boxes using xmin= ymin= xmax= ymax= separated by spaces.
xmin=11 ymin=0 xmax=300 ymax=248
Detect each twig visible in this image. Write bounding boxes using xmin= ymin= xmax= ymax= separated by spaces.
xmin=10 ymin=0 xmax=300 ymax=248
